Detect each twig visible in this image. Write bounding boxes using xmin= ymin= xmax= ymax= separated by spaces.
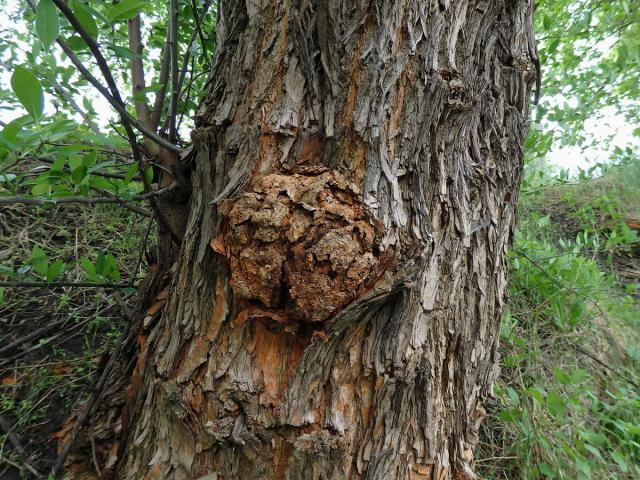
xmin=0 ymin=415 xmax=44 ymax=479
xmin=133 ymin=216 xmax=154 ymax=281
xmin=127 ymin=14 xmax=152 ymax=128
xmin=191 ymin=0 xmax=208 ymax=60
xmin=0 ymin=329 xmax=68 ymax=367
xmin=37 ymin=156 xmax=142 ymax=181
xmin=90 ymin=422 xmax=102 ymax=478
xmin=88 ymin=187 xmax=154 ymax=218
xmin=168 ymin=0 xmax=180 ymax=143
xmin=0 ymin=181 xmax=177 ymax=207
xmin=573 ymin=344 xmax=639 ymax=388
xmin=0 ymin=57 xmax=100 ymax=134
xmin=50 ymin=76 xmax=101 ymax=135
xmin=0 ymin=316 xmax=69 ymax=356
xmin=111 ymin=291 xmax=134 ymax=322
xmin=0 ymin=281 xmax=132 ymax=289
xmin=49 ymin=0 xmax=146 ymax=165
xmin=52 ymin=322 xmax=131 ymax=478
xmin=161 ymin=0 xmax=213 ymax=134
xmin=151 ymin=35 xmax=171 ymax=131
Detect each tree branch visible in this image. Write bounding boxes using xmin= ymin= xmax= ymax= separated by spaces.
xmin=161 ymin=0 xmax=213 ymax=135
xmin=89 ymin=187 xmax=154 ymax=218
xmin=191 ymin=0 xmax=208 ymax=60
xmin=168 ymin=0 xmax=180 ymax=143
xmin=127 ymin=14 xmax=152 ymax=128
xmin=30 ymin=0 xmax=181 ymax=154
xmin=0 ymin=182 xmax=177 ymax=207
xmin=52 ymin=321 xmax=132 ymax=478
xmin=151 ymin=35 xmax=171 ymax=132
xmin=49 ymin=0 xmax=143 ymax=161
xmin=0 ymin=281 xmax=132 ymax=289
xmin=24 ymin=0 xmax=183 ymax=246
xmin=0 ymin=415 xmax=44 ymax=479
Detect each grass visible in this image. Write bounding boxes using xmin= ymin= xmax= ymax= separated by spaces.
xmin=0 ymin=203 xmax=146 ymax=478
xmin=476 ymin=161 xmax=640 ymax=479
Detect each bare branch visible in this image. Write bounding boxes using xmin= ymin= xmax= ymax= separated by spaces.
xmin=191 ymin=0 xmax=209 ymax=59
xmin=161 ymin=0 xmax=213 ymax=134
xmin=0 ymin=182 xmax=177 ymax=207
xmin=89 ymin=187 xmax=154 ymax=218
xmin=127 ymin=14 xmax=152 ymax=128
xmin=0 ymin=281 xmax=132 ymax=289
xmin=0 ymin=415 xmax=44 ymax=479
xmin=52 ymin=320 xmax=132 ymax=477
xmin=0 ymin=316 xmax=69 ymax=356
xmin=36 ymin=156 xmax=142 ymax=181
xmin=168 ymin=0 xmax=180 ymax=143
xmin=151 ymin=36 xmax=171 ymax=132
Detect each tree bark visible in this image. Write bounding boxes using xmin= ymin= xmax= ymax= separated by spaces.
xmin=79 ymin=1 xmax=538 ymax=479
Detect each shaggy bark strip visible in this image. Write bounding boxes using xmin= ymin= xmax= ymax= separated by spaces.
xmin=99 ymin=1 xmax=537 ymax=479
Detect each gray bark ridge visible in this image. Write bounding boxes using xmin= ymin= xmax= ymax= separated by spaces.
xmin=116 ymin=1 xmax=537 ymax=479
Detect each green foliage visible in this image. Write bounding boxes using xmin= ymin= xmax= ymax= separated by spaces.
xmin=529 ymin=0 xmax=639 ymax=161
xmin=0 ymin=0 xmax=219 ymax=288
xmin=478 ymin=162 xmax=640 ymax=479
xmin=10 ymin=66 xmax=44 ymax=121
xmin=35 ymin=0 xmax=59 ymax=51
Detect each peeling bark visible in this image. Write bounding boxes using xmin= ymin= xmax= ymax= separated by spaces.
xmin=77 ymin=1 xmax=537 ymax=479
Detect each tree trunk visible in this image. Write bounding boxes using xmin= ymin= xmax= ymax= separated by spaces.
xmin=86 ymin=1 xmax=538 ymax=479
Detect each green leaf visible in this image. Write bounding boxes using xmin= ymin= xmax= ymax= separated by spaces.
xmin=105 ymin=255 xmax=120 ymax=281
xmin=31 ymin=182 xmax=50 ymax=196
xmin=1 ymin=116 xmax=30 ymax=144
xmin=66 ymin=36 xmax=88 ymax=52
xmin=611 ymin=450 xmax=629 ymax=473
xmin=82 ymin=151 xmax=97 ymax=168
xmin=123 ymin=162 xmax=138 ymax=184
xmin=67 ymin=154 xmax=82 ymax=171
xmin=51 ymin=155 xmax=66 ymax=171
xmin=547 ymin=391 xmax=567 ymax=416
xmin=89 ymin=176 xmax=115 ymax=192
xmin=30 ymin=245 xmax=49 ymax=276
xmin=106 ymin=0 xmax=147 ymax=23
xmin=538 ymin=463 xmax=556 ymax=478
xmin=71 ymin=166 xmax=88 ymax=184
xmin=108 ymin=45 xmax=138 ymax=60
xmin=553 ymin=368 xmax=572 ymax=385
xmin=80 ymin=257 xmax=100 ymax=282
xmin=71 ymin=1 xmax=99 ymax=39
xmin=95 ymin=251 xmax=106 ymax=274
xmin=11 ymin=66 xmax=44 ymax=121
xmin=131 ymin=83 xmax=165 ymax=102
xmin=506 ymin=386 xmax=520 ymax=406
xmin=36 ymin=0 xmax=59 ymax=50
xmin=47 ymin=260 xmax=64 ymax=282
